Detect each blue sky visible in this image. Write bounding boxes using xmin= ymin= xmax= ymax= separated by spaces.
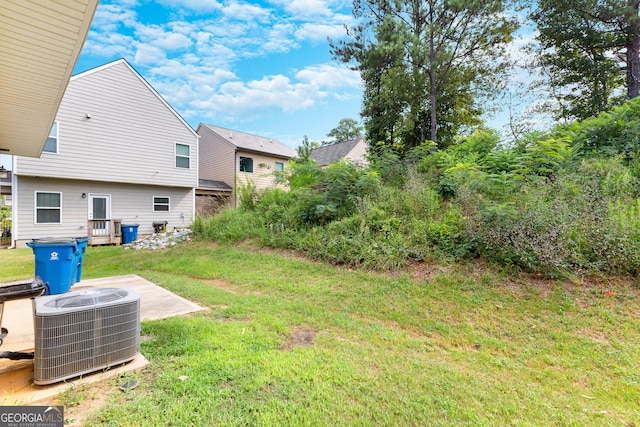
xmin=74 ymin=0 xmax=363 ymax=149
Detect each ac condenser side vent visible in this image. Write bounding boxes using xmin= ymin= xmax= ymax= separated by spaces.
xmin=34 ymin=287 xmax=140 ymax=385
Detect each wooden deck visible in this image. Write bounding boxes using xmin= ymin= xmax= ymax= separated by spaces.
xmin=87 ymin=219 xmax=122 ymax=245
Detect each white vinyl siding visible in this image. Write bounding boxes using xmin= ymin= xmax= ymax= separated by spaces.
xmin=35 ymin=191 xmax=61 ymax=223
xmin=175 ymin=143 xmax=190 ymax=169
xmin=43 ymin=121 xmax=58 ymax=153
xmin=14 ymin=177 xmax=194 ymax=247
xmin=14 ymin=61 xmax=198 ymax=188
xmin=153 ymin=196 xmax=170 ymax=212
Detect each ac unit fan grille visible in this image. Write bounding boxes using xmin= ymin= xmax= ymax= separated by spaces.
xmin=34 ymin=299 xmax=140 ymax=385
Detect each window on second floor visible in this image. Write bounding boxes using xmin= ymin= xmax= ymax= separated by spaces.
xmin=176 ymin=143 xmax=190 ymax=168
xmin=274 ymin=161 xmax=284 ymax=182
xmin=35 ymin=192 xmax=61 ymax=223
xmin=239 ymin=156 xmax=253 ymax=173
xmin=153 ymin=196 xmax=170 ymax=212
xmin=43 ymin=121 xmax=58 ymax=153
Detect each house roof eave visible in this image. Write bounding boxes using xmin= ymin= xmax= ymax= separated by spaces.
xmin=0 ymin=0 xmax=99 ymax=158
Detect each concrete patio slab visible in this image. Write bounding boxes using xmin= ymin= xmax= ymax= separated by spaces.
xmin=0 ymin=274 xmax=206 ymax=405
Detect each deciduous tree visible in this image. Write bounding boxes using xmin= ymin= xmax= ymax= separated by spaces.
xmin=529 ymin=0 xmax=640 ymax=120
xmin=326 ymin=118 xmax=364 ymax=144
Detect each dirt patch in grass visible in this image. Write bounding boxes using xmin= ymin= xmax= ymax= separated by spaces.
xmin=281 ymin=327 xmax=317 ymax=351
xmin=576 ymin=328 xmax=612 ymax=344
xmin=36 ymin=378 xmax=117 ymax=427
xmin=201 ymin=278 xmax=263 ymax=296
xmin=408 ymin=261 xmax=455 ymax=283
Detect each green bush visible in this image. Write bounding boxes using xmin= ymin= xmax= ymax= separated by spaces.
xmin=192 ymin=208 xmax=264 ymax=243
xmin=0 ymin=206 xmax=10 ymax=221
xmin=237 ymin=180 xmax=261 ymax=211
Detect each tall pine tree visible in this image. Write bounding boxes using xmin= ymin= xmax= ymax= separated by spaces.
xmin=331 ymin=0 xmax=519 ymax=152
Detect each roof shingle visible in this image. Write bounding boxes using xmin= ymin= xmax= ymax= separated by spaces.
xmin=200 ymin=124 xmax=297 ymax=159
xmin=310 ymin=138 xmax=364 ymax=166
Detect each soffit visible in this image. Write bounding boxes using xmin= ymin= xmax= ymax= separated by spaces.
xmin=0 ymin=0 xmax=98 ymax=157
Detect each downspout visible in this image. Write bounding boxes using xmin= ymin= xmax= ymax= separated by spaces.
xmin=193 ymin=133 xmax=200 ymax=221
xmin=10 ymin=156 xmax=17 ymax=248
xmin=233 ymin=147 xmax=238 ymax=208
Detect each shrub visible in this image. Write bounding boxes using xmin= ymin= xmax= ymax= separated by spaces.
xmin=237 ymin=180 xmax=261 ymax=211
xmin=192 ymin=208 xmax=263 ymax=242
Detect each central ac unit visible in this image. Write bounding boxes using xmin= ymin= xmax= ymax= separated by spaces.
xmin=34 ymin=287 xmax=140 ymax=385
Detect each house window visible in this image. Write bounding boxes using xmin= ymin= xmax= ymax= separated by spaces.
xmin=43 ymin=121 xmax=58 ymax=153
xmin=153 ymin=196 xmax=170 ymax=212
xmin=176 ymin=143 xmax=190 ymax=168
xmin=239 ymin=156 xmax=253 ymax=173
xmin=35 ymin=192 xmax=61 ymax=223
xmin=274 ymin=162 xmax=284 ymax=182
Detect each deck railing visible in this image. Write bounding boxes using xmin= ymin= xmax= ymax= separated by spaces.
xmin=87 ymin=219 xmax=122 ymax=245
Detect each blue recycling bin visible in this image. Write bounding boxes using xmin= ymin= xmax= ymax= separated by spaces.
xmin=73 ymin=237 xmax=90 ymax=283
xmin=121 ymin=224 xmax=140 ymax=244
xmin=26 ymin=238 xmax=78 ymax=295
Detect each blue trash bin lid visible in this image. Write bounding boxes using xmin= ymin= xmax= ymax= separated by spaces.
xmin=28 ymin=238 xmax=77 ymax=246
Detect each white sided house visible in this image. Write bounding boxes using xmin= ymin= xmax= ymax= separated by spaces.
xmin=197 ymin=124 xmax=297 ymax=206
xmin=12 ymin=59 xmax=199 ymax=247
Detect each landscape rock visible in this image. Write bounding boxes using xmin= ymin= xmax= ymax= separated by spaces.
xmin=123 ymin=228 xmax=192 ymax=250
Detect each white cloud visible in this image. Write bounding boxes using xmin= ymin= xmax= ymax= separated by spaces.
xmin=295 ymin=23 xmax=346 ymax=43
xmin=154 ymin=32 xmax=193 ymax=51
xmin=83 ymin=33 xmax=136 ymax=58
xmin=91 ymin=4 xmax=138 ymax=32
xmin=283 ymin=0 xmax=333 ymax=18
xmin=188 ymin=73 xmax=326 ymax=119
xmin=155 ymin=0 xmax=221 ymax=12
xmin=295 ymin=64 xmax=361 ymax=89
xmin=220 ymin=2 xmax=271 ymax=22
xmin=134 ymin=45 xmax=167 ymax=65
xmin=261 ymin=24 xmax=300 ymax=54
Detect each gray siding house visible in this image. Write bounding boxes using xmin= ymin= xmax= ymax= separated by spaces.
xmin=12 ymin=59 xmax=199 ymax=246
xmin=197 ymin=124 xmax=297 ymax=206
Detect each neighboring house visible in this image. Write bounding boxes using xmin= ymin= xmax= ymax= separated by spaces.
xmin=310 ymin=137 xmax=369 ymax=167
xmin=0 ymin=170 xmax=11 ymax=197
xmin=1 ymin=170 xmax=12 ymax=208
xmin=197 ymin=124 xmax=297 ymax=205
xmin=12 ymin=59 xmax=199 ymax=247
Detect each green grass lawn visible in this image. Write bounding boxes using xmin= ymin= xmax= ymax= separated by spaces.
xmin=2 ymin=242 xmax=639 ymax=426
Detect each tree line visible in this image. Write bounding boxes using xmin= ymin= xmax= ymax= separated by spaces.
xmin=329 ymin=0 xmax=640 ymax=154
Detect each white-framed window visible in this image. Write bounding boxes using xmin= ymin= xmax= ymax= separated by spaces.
xmin=176 ymin=143 xmax=190 ymax=168
xmin=43 ymin=121 xmax=58 ymax=153
xmin=35 ymin=192 xmax=61 ymax=223
xmin=239 ymin=156 xmax=253 ymax=173
xmin=153 ymin=196 xmax=170 ymax=212
xmin=274 ymin=161 xmax=284 ymax=182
